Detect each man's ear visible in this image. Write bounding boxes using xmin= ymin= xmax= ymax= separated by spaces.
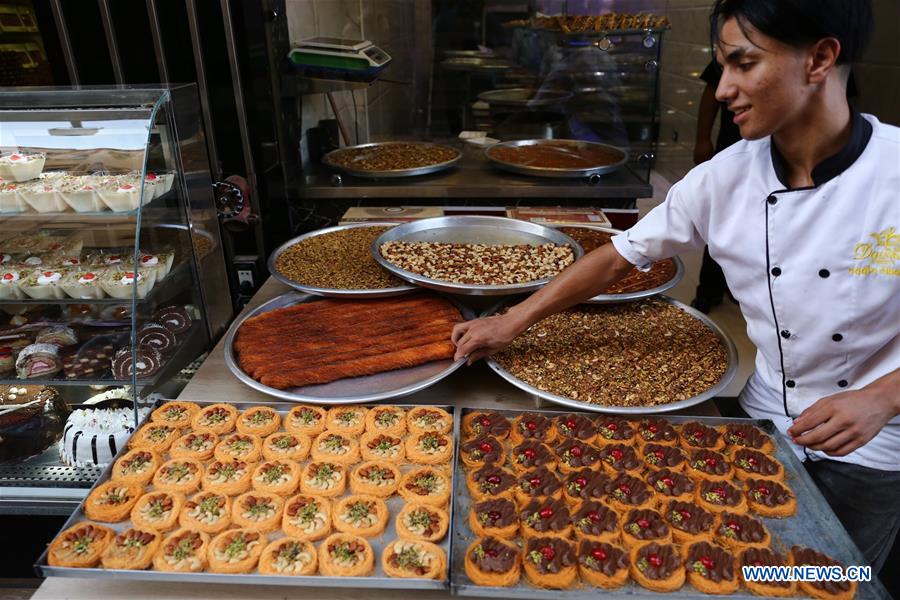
xmin=808 ymin=37 xmax=841 ymax=85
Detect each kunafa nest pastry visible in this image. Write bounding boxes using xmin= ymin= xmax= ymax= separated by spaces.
xmin=595 ymin=417 xmax=637 ymax=444
xmin=365 ymin=405 xmax=406 ymax=436
xmin=382 ymin=539 xmax=446 ymax=579
xmin=553 ymin=413 xmax=597 ymax=444
xmin=213 ymin=433 xmax=262 ymax=463
xmin=285 ymin=404 xmax=327 ymax=437
xmin=465 ymin=536 xmax=520 ymax=587
xmin=573 ymin=500 xmax=620 ymax=543
xmin=153 ymin=529 xmax=210 ymax=572
xmin=311 ymin=431 xmax=361 ymax=465
xmin=400 ymin=466 xmax=451 ymax=507
xmin=111 ymin=449 xmax=161 ymax=486
xmin=514 ymin=466 xmax=562 ymax=508
xmin=687 ymin=449 xmax=734 ymax=482
xmin=325 ymin=406 xmax=368 ymax=436
xmin=636 ymin=419 xmax=679 ymax=447
xmin=259 ymin=538 xmax=317 ymax=576
xmin=190 ymin=403 xmax=238 ymax=435
xmin=130 ymin=490 xmax=184 ymax=532
xmin=509 ymin=441 xmax=557 ymax=473
xmin=170 ymin=432 xmax=218 ymax=461
xmin=696 ymin=479 xmax=747 ymax=514
xmin=523 ymin=536 xmax=577 ymax=589
xmin=201 ymin=460 xmax=252 ymax=496
xmin=739 ymin=547 xmax=797 ymax=596
xmin=332 ymin=494 xmax=389 ymax=537
xmin=179 ymin=491 xmax=232 ymax=534
xmin=621 ymin=508 xmax=672 ymax=549
xmin=520 ymin=498 xmax=572 ymax=540
xmin=466 ymin=464 xmax=517 ymax=503
xmin=359 ymin=431 xmax=406 ymax=464
xmin=745 ymin=478 xmax=796 ymax=517
xmin=510 ymin=412 xmax=557 ymax=446
xmin=646 ymin=468 xmax=695 ymax=505
xmin=679 ymin=421 xmax=725 ymax=452
xmin=207 ymin=528 xmax=265 ymax=574
xmin=152 ymin=459 xmax=204 ymax=495
xmin=555 ymin=439 xmax=602 ymax=473
xmin=732 ymin=448 xmax=785 ymax=481
xmin=463 ymin=410 xmax=510 ymax=440
xmin=231 ymin=491 xmax=284 ymax=533
xmin=252 ymin=460 xmax=301 ymax=496
xmin=150 ymin=401 xmax=198 ymax=429
xmin=100 ymin=528 xmax=161 ymax=570
xmin=683 ymin=540 xmax=739 ymax=594
xmin=318 ymin=532 xmax=374 ymax=577
xmin=606 ymin=474 xmax=656 ymax=512
xmin=563 ymin=469 xmax=609 ymax=508
xmin=460 ymin=435 xmax=506 ymax=469
xmin=714 ymin=511 xmax=770 ymax=550
xmin=577 ymin=540 xmax=629 ymax=589
xmin=629 ymin=542 xmax=684 ymax=592
xmin=282 ymin=494 xmax=332 ymax=541
xmin=349 ymin=461 xmax=400 ymax=497
xmin=407 ymin=406 xmax=452 ymax=434
xmin=48 ymin=522 xmax=115 ymax=567
xmin=128 ymin=423 xmax=179 ymax=453
xmin=236 ymin=406 xmax=281 ymax=437
xmin=664 ymin=500 xmax=716 ymax=545
xmin=640 ymin=443 xmax=688 ymax=472
xmin=597 ymin=443 xmax=642 ymax=475
xmin=791 ymin=546 xmax=858 ymax=600
xmin=469 ymin=498 xmax=518 ymax=539
xmin=397 ymin=503 xmax=449 ymax=542
xmin=300 ymin=461 xmax=346 ymax=498
xmin=262 ymin=431 xmax=311 ymax=462
xmin=84 ymin=481 xmax=143 ymax=522
xmin=406 ymin=430 xmax=454 ymax=465
xmin=722 ymin=423 xmax=774 ymax=453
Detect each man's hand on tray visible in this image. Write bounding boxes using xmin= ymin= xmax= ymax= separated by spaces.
xmin=452 ymin=313 xmax=523 ymax=365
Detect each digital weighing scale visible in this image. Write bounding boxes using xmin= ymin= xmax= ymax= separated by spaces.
xmin=287 ymin=37 xmax=392 ymax=81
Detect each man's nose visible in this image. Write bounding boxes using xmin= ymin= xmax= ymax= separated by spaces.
xmin=716 ymin=70 xmax=737 ymax=103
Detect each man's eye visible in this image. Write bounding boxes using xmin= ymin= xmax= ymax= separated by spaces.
xmin=738 ymin=62 xmax=755 ymax=72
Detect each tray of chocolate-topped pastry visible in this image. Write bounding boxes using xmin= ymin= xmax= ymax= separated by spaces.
xmin=37 ymin=400 xmax=459 ymax=591
xmin=450 ymin=408 xmax=890 ymax=599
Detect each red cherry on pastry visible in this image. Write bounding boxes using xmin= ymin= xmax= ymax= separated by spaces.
xmin=479 ymin=417 xmax=492 ymax=427
xmin=756 ymin=485 xmax=770 ymax=496
xmin=565 ymin=419 xmax=577 ymax=430
xmin=570 ymin=445 xmax=583 ymax=458
xmin=587 ymin=511 xmax=599 ymax=521
xmin=523 ymin=448 xmax=536 ymax=459
xmin=705 ymin=457 xmax=717 ymax=466
xmin=83 ymin=272 xmax=96 ymax=280
xmin=484 ymin=548 xmax=498 ymax=558
xmin=574 ymin=477 xmax=588 ymax=488
xmin=591 ymin=548 xmax=608 ymax=561
xmin=43 ymin=271 xmax=53 ymax=277
xmin=679 ymin=509 xmax=692 ymax=520
xmin=540 ymin=546 xmax=555 ymax=561
xmin=654 ymin=451 xmax=665 ymax=460
xmin=661 ymin=477 xmax=675 ymax=488
xmin=712 ymin=487 xmax=726 ymax=498
xmin=528 ymin=477 xmax=542 ymax=488
xmin=618 ymin=484 xmax=631 ymax=495
xmin=2 ymin=273 xmax=11 ymax=280
xmin=487 ymin=511 xmax=501 ymax=521
xmin=637 ymin=518 xmax=650 ymax=529
xmin=700 ymin=555 xmax=715 ymax=569
xmin=487 ymin=475 xmax=501 ymax=485
xmin=727 ymin=521 xmax=741 ymax=532
xmin=538 ymin=507 xmax=554 ymax=519
xmin=733 ymin=429 xmax=746 ymax=438
xmin=525 ymin=421 xmax=537 ymax=431
xmin=692 ymin=430 xmax=704 ymax=438
xmin=606 ymin=423 xmax=618 ymax=431
xmin=611 ymin=449 xmax=624 ymax=460
xmin=748 ymin=456 xmax=758 ymax=465
xmin=648 ymin=553 xmax=662 ymax=567
xmin=479 ymin=442 xmax=493 ymax=453
xmin=647 ymin=424 xmax=658 ymax=434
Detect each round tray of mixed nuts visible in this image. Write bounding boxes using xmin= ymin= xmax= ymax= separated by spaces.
xmin=268 ymin=222 xmax=417 ymax=298
xmin=322 ymin=142 xmax=462 ymax=179
xmin=372 ymin=216 xmax=584 ymax=296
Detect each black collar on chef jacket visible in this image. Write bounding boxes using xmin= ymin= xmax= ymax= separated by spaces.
xmin=770 ymin=106 xmax=873 ymax=190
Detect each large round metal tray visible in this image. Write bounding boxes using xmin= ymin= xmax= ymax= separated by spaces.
xmin=485 ymin=139 xmax=628 ymax=178
xmin=484 ymin=296 xmax=738 ymax=414
xmin=477 ymin=88 xmax=573 ymax=109
xmin=224 ymin=291 xmax=475 ymax=404
xmin=441 ymin=57 xmax=513 ymax=71
xmin=322 ymin=142 xmax=462 ymax=179
xmin=267 ymin=222 xmax=417 ymax=298
xmin=551 ymin=224 xmax=685 ymax=303
xmin=371 ymin=215 xmax=584 ymax=296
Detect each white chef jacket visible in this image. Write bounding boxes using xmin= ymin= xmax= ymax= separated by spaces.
xmin=612 ymin=111 xmax=900 ymax=471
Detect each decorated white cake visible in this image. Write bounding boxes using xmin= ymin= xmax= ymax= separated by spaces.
xmin=58 ymin=403 xmax=147 ymax=468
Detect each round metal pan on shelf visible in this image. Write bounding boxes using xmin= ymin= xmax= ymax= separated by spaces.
xmin=484 ymin=139 xmax=628 ymax=178
xmin=443 ymin=49 xmax=496 ymax=59
xmin=441 ymin=57 xmax=514 ymax=71
xmin=321 ymin=141 xmax=462 ymax=179
xmin=551 ymin=223 xmax=684 ymax=302
xmin=223 ymin=290 xmax=475 ymax=404
xmin=477 ymin=88 xmax=573 ymax=109
xmin=267 ymin=222 xmax=417 ymax=298
xmin=484 ymin=295 xmax=738 ymax=414
xmin=371 ymin=215 xmax=584 ymax=296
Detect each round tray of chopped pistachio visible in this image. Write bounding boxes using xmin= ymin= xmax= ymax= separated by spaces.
xmin=268 ymin=222 xmax=417 ymax=298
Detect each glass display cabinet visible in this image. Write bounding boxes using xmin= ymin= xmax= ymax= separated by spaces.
xmin=0 ymin=85 xmax=231 ymax=513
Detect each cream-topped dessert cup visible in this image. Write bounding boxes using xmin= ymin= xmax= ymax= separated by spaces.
xmin=0 ymin=182 xmax=26 ymax=212
xmin=20 ymin=180 xmax=67 ymax=213
xmin=128 ymin=252 xmax=175 ymax=280
xmin=60 ymin=177 xmax=105 ymax=212
xmin=100 ymin=269 xmax=156 ymax=299
xmin=59 ymin=268 xmax=108 ymax=299
xmin=20 ymin=269 xmax=67 ymax=300
xmin=0 ymin=152 xmax=45 ymax=181
xmin=0 ymin=268 xmax=28 ymax=299
xmin=99 ymin=182 xmax=143 ymax=212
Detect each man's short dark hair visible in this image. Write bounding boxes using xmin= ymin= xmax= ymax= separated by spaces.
xmin=710 ymin=0 xmax=873 ymax=63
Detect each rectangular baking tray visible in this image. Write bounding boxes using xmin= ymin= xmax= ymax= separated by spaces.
xmin=450 ymin=408 xmax=891 ymax=599
xmin=36 ymin=400 xmax=459 ymax=591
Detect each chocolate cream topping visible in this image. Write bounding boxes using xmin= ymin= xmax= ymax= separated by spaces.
xmin=791 ymin=546 xmax=852 ymax=593
xmin=690 ymin=449 xmax=731 ymax=475
xmin=469 ymin=412 xmax=510 ymax=438
xmin=665 ymin=500 xmax=715 ymax=535
xmin=607 ymin=474 xmax=653 ymax=505
xmin=624 ymin=508 xmax=670 ymax=540
xmin=597 ymin=443 xmax=641 ymax=471
xmin=512 ymin=441 xmax=554 ymax=469
xmin=724 ymin=425 xmax=771 ymax=449
xmin=521 ymin=498 xmax=571 ymax=533
xmin=474 ymin=498 xmax=517 ymax=528
xmin=642 ymin=443 xmax=686 ymax=469
xmin=746 ymin=478 xmax=792 ymax=507
xmin=700 ymin=480 xmax=742 ymax=506
xmin=462 ymin=435 xmax=504 ymax=464
xmin=557 ymin=439 xmax=601 ymax=468
xmin=681 ymin=422 xmax=722 ymax=449
xmin=573 ymin=501 xmax=618 ymax=536
xmin=740 ymin=548 xmax=792 ymax=588
xmin=639 ymin=419 xmax=678 ymax=443
xmin=525 ymin=537 xmax=576 ymax=575
xmin=472 ymin=465 xmax=516 ymax=495
xmin=565 ymin=469 xmax=609 ymax=501
xmin=687 ymin=541 xmax=736 ymax=583
xmin=515 ymin=412 xmax=553 ymax=441
xmin=635 ymin=542 xmax=681 ymax=580
xmin=733 ymin=448 xmax=781 ymax=477
xmin=717 ymin=512 xmax=767 ymax=543
xmin=555 ymin=414 xmax=596 ymax=440
xmin=518 ymin=467 xmax=562 ymax=498
xmin=647 ymin=468 xmax=694 ymax=497
xmin=578 ymin=540 xmax=628 ymax=576
xmin=596 ymin=418 xmax=636 ymax=442
xmin=471 ymin=537 xmax=518 ymax=574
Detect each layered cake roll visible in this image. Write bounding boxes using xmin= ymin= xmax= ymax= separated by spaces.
xmin=111 ymin=449 xmax=161 ymax=486
xmin=510 ymin=441 xmax=557 ymax=473
xmin=555 ymin=439 xmax=601 ymax=474
xmin=35 ymin=326 xmax=77 ymax=347
xmin=553 ymin=413 xmax=597 ymax=444
xmin=178 ymin=491 xmax=232 ymax=534
xmin=396 ymin=503 xmax=448 ymax=542
xmin=460 ymin=435 xmax=505 ymax=469
xmin=739 ymin=547 xmax=796 ymax=596
xmin=469 ymin=497 xmax=518 ymax=539
xmin=466 ymin=464 xmax=517 ymax=503
xmin=262 ymin=432 xmax=310 ymax=462
xmin=791 ymin=546 xmax=857 ymax=600
xmin=646 ymin=468 xmax=695 ymax=505
xmin=621 ymin=508 xmax=672 ymax=549
xmin=318 ymin=533 xmax=374 ymax=577
xmin=130 ymin=490 xmax=184 ymax=532
xmin=349 ymin=461 xmax=400 ymax=498
xmin=259 ymin=538 xmax=317 ymax=576
xmin=462 ymin=410 xmax=510 ymax=440
xmin=325 ymin=406 xmax=367 ymax=436
xmin=514 ymin=466 xmax=562 ymax=509
xmin=407 ymin=406 xmax=452 ymax=435
xmin=464 ymin=536 xmax=520 ymax=587
xmin=236 ymin=406 xmax=281 ymax=437
xmin=364 ymin=405 xmax=406 ymax=436
xmin=332 ymin=494 xmax=389 ymax=537
xmin=300 ymin=461 xmax=346 ymax=498
xmin=152 ymin=459 xmax=204 ymax=495
xmin=191 ymin=403 xmax=238 ymax=435
xmin=111 ymin=346 xmax=164 ymax=380
xmin=100 ymin=528 xmax=161 ymax=570
xmin=152 ymin=305 xmax=193 ymax=335
xmin=84 ymin=481 xmax=143 ymax=522
xmin=679 ymin=421 xmax=726 ymax=452
xmin=20 ymin=269 xmax=67 ymax=299
xmin=510 ymin=412 xmax=557 ymax=446
xmin=231 ymin=491 xmax=284 ymax=533
xmin=629 ymin=542 xmax=684 ymax=592
xmin=683 ymin=540 xmax=739 ymax=594
xmin=153 ymin=529 xmax=210 ymax=572
xmin=520 ymin=498 xmax=572 ymax=540
xmin=15 ymin=343 xmax=62 ymax=378
xmin=664 ymin=500 xmax=716 ymax=545
xmin=381 ymin=539 xmax=446 ymax=579
xmin=399 ymin=466 xmax=451 ymax=507
xmin=285 ymin=405 xmax=327 ymax=437
xmin=0 ymin=151 xmax=45 ymax=181
xmin=282 ymin=494 xmax=332 ymax=541
xmin=48 ymin=522 xmax=114 ymax=568
xmin=150 ymin=401 xmax=199 ymax=428
xmin=137 ymin=323 xmax=176 ymax=356
xmin=578 ymin=540 xmax=629 ymax=589
xmin=61 ymin=343 xmax=114 ymax=380
xmin=251 ymin=460 xmax=301 ymax=496
xmin=687 ymin=449 xmax=734 ymax=482
xmin=745 ymin=478 xmax=796 ymax=517
xmin=201 ymin=460 xmax=252 ymax=496
xmin=714 ymin=511 xmax=770 ymax=550
xmin=0 ymin=347 xmax=12 ymax=376
xmin=170 ymin=432 xmax=217 ymax=461
xmin=213 ymin=433 xmax=262 ymax=463
xmin=311 ymin=431 xmax=360 ymax=465
xmin=207 ymin=528 xmax=266 ymax=574
xmin=523 ymin=536 xmax=577 ymax=589
xmin=572 ymin=500 xmax=619 ymax=543
xmin=405 ymin=430 xmax=453 ymax=465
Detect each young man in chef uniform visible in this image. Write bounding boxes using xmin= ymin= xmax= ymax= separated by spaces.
xmin=453 ymin=0 xmax=900 ymax=575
